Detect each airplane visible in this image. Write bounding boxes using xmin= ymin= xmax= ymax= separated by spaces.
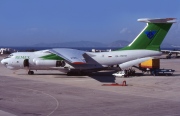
xmin=1 ymin=18 xmax=176 ymax=75
xmin=161 ymin=50 xmax=180 ymax=59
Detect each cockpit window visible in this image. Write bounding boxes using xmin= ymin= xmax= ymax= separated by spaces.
xmin=8 ymin=54 xmax=13 ymax=57
xmin=4 ymin=54 xmax=13 ymax=59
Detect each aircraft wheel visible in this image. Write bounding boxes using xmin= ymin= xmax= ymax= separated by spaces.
xmin=31 ymin=71 xmax=34 ymax=75
xmin=67 ymin=72 xmax=72 ymax=76
xmin=28 ymin=71 xmax=34 ymax=75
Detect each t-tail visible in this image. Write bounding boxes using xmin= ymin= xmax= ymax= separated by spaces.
xmin=120 ymin=18 xmax=176 ymax=51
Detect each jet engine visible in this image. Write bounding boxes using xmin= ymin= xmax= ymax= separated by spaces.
xmin=35 ymin=60 xmax=66 ymax=67
xmin=56 ymin=60 xmax=66 ymax=67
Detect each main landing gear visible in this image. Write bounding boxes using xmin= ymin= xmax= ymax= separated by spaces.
xmin=28 ymin=70 xmax=34 ymax=75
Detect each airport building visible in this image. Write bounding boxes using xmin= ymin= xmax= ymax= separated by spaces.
xmin=0 ymin=48 xmax=17 ymax=54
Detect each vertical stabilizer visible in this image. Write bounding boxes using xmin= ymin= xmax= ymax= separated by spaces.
xmin=120 ymin=18 xmax=176 ymax=51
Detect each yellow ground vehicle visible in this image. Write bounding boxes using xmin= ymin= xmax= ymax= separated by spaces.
xmin=139 ymin=59 xmax=160 ymax=69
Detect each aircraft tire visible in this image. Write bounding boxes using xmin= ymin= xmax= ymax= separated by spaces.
xmin=28 ymin=71 xmax=34 ymax=75
xmin=31 ymin=71 xmax=34 ymax=75
xmin=67 ymin=72 xmax=73 ymax=76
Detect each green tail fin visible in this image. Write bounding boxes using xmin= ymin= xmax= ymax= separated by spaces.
xmin=120 ymin=18 xmax=176 ymax=51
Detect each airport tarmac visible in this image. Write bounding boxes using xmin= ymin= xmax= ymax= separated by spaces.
xmin=0 ymin=55 xmax=180 ymax=116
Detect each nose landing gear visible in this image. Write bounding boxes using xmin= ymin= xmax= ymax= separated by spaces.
xmin=28 ymin=70 xmax=34 ymax=75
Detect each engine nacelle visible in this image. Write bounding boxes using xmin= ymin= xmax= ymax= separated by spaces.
xmin=56 ymin=60 xmax=66 ymax=67
xmin=35 ymin=60 xmax=66 ymax=67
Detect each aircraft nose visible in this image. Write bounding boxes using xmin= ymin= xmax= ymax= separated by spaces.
xmin=1 ymin=59 xmax=6 ymax=65
xmin=1 ymin=59 xmax=4 ymax=64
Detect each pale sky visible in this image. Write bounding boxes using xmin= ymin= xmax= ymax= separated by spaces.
xmin=0 ymin=0 xmax=179 ymax=46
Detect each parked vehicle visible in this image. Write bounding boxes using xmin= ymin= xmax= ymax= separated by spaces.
xmin=112 ymin=68 xmax=136 ymax=77
xmin=150 ymin=69 xmax=175 ymax=76
xmin=112 ymin=71 xmax=126 ymax=77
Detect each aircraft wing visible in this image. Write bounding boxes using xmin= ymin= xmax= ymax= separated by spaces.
xmin=161 ymin=50 xmax=180 ymax=54
xmin=170 ymin=51 xmax=180 ymax=53
xmin=49 ymin=48 xmax=87 ymax=64
xmin=161 ymin=50 xmax=171 ymax=53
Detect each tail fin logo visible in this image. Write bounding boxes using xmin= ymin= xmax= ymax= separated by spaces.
xmin=145 ymin=31 xmax=157 ymax=39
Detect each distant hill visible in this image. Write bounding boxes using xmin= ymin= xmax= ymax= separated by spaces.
xmin=33 ymin=40 xmax=130 ymax=48
xmin=33 ymin=40 xmax=178 ymax=48
xmin=107 ymin=40 xmax=129 ymax=47
xmin=33 ymin=41 xmax=106 ymax=48
xmin=161 ymin=43 xmax=173 ymax=48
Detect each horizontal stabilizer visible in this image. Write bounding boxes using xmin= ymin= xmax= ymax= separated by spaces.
xmin=138 ymin=18 xmax=176 ymax=23
xmin=119 ymin=57 xmax=153 ymax=70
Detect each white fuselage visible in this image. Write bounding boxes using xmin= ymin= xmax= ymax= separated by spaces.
xmin=89 ymin=50 xmax=161 ymax=65
xmin=1 ymin=49 xmax=161 ymax=72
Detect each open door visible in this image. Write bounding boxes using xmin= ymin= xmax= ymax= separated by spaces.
xmin=24 ymin=59 xmax=29 ymax=67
